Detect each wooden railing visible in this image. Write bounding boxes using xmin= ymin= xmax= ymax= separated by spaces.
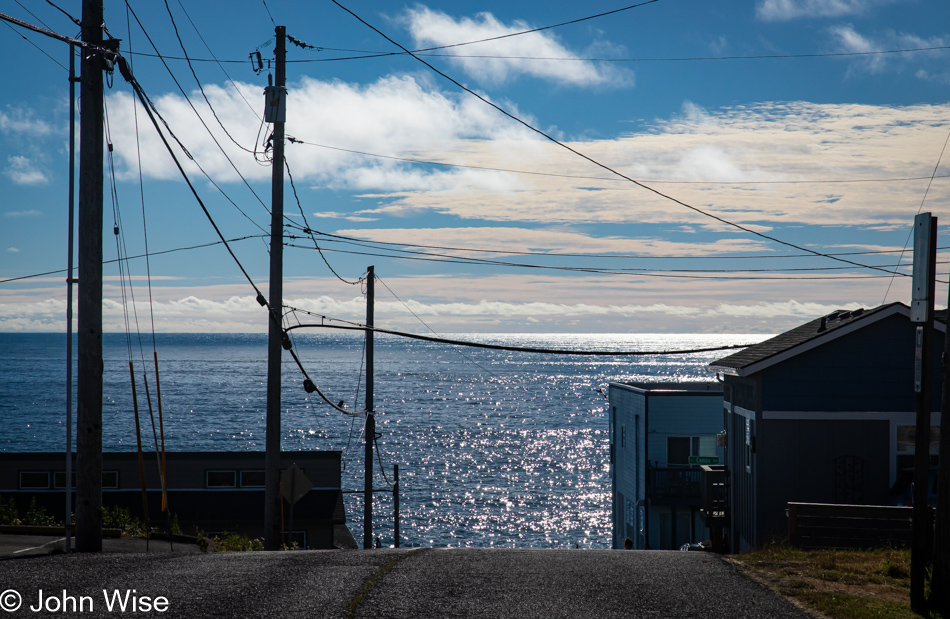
xmin=648 ymin=467 xmax=702 ymax=500
xmin=787 ymin=502 xmax=920 ymax=549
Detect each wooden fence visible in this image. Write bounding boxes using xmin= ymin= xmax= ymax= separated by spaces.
xmin=787 ymin=502 xmax=923 ymax=549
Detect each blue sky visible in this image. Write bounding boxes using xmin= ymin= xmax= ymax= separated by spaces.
xmin=1 ymin=0 xmax=949 ymax=334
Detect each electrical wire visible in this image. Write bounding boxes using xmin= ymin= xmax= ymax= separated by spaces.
xmin=121 ymin=43 xmax=950 ymax=65
xmin=1 ymin=19 xmax=67 ymax=71
xmin=284 ymin=240 xmax=921 ymax=281
xmin=124 ymin=2 xmax=271 ymax=218
xmin=284 ymin=158 xmax=362 ymax=285
xmin=289 ymin=229 xmax=933 ymax=273
xmin=284 ymin=320 xmax=753 ymax=357
xmin=295 ymin=229 xmax=950 ymax=262
xmin=285 ymin=137 xmax=950 ymax=187
xmin=45 ymin=0 xmax=80 ymax=27
xmin=329 ymin=0 xmax=909 ymax=280
xmin=162 ymin=0 xmax=257 ymax=154
xmin=0 ymin=236 xmax=264 ymax=285
xmin=114 ymin=55 xmax=268 ymax=305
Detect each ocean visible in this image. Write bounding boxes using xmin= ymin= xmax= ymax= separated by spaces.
xmin=0 ymin=331 xmax=765 ymax=548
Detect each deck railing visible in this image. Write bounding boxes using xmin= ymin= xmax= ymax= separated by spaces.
xmin=647 ymin=467 xmax=702 ymax=500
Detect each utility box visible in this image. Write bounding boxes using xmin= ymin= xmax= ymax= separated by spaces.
xmin=263 ymin=85 xmax=286 ymax=123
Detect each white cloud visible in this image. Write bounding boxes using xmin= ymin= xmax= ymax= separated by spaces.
xmin=829 ymin=25 xmax=950 ymax=76
xmin=0 ymin=107 xmax=53 ymax=136
xmin=401 ymin=5 xmax=633 ymax=88
xmin=4 ymin=156 xmax=47 ymax=185
xmin=6 ymin=247 xmax=19 ymax=253
xmin=4 ymin=209 xmax=41 ymax=217
xmin=756 ymin=0 xmax=899 ymax=21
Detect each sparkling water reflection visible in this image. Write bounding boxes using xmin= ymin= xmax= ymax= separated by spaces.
xmin=0 ymin=332 xmax=764 ymax=548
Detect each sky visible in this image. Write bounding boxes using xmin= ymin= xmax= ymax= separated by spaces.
xmin=0 ymin=0 xmax=949 ymax=334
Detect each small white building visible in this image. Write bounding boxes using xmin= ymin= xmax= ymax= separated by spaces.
xmin=609 ymin=382 xmax=724 ymax=550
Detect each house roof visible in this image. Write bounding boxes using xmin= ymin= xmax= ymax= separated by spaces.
xmin=708 ymin=302 xmax=945 ymax=378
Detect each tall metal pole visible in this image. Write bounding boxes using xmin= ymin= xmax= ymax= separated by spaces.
xmin=65 ymin=42 xmax=78 ymax=554
xmin=910 ymin=213 xmax=936 ymax=610
xmin=263 ymin=25 xmax=287 ymax=551
xmin=364 ymin=266 xmax=375 ymax=549
xmin=393 ymin=464 xmax=400 ymax=548
xmin=75 ymin=0 xmax=105 ymax=553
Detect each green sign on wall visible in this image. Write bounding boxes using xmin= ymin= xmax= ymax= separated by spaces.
xmin=689 ymin=456 xmax=720 ymax=465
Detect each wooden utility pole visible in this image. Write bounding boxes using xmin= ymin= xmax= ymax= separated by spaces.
xmin=364 ymin=266 xmax=375 ymax=549
xmin=910 ymin=212 xmax=936 ymax=611
xmin=263 ymin=25 xmax=287 ymax=551
xmin=65 ymin=42 xmax=78 ymax=554
xmin=934 ymin=244 xmax=950 ymax=616
xmin=75 ymin=0 xmax=105 ymax=553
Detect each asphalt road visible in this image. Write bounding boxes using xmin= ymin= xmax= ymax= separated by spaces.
xmin=0 ymin=548 xmax=813 ymax=618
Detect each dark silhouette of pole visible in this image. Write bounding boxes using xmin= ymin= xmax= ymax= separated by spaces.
xmin=910 ymin=213 xmax=936 ymax=611
xmin=263 ymin=25 xmax=287 ymax=551
xmin=364 ymin=266 xmax=375 ymax=549
xmin=934 ymin=251 xmax=950 ymax=616
xmin=64 ymin=41 xmax=77 ymax=554
xmin=75 ymin=0 xmax=105 ymax=553
xmin=394 ymin=464 xmax=400 ymax=548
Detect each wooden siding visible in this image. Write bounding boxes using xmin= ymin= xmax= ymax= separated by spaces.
xmin=756 ymin=419 xmax=890 ymax=544
xmin=760 ymin=313 xmax=943 ymax=412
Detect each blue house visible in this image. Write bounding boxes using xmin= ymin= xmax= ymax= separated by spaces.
xmin=707 ymin=302 xmax=944 ymax=552
xmin=609 ymin=382 xmax=725 ymax=550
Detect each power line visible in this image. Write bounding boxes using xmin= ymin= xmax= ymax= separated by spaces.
xmin=284 ymin=240 xmax=922 ymax=280
xmin=329 ymin=0 xmax=904 ymax=280
xmin=284 ymin=158 xmax=362 ymax=285
xmin=0 ymin=237 xmax=263 ymax=285
xmin=286 ymin=136 xmax=950 ymax=186
xmin=297 ymin=228 xmax=950 ymax=261
xmin=284 ymin=321 xmax=754 ymax=357
xmin=121 ymin=44 xmax=950 ymax=65
xmin=163 ymin=0 xmax=261 ymax=153
xmin=124 ymin=2 xmax=271 ymax=220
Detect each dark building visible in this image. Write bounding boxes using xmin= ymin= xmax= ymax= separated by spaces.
xmin=707 ymin=302 xmax=944 ymax=552
xmin=0 ymin=451 xmax=349 ymax=549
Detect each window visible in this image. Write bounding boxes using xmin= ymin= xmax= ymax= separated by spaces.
xmin=20 ymin=471 xmax=50 ymax=489
xmin=667 ymin=436 xmax=718 ymax=466
xmin=102 ymin=471 xmax=119 ymax=489
xmin=745 ymin=419 xmax=754 ymax=472
xmin=240 ymin=470 xmax=265 ymax=487
xmin=621 ymin=425 xmax=626 ymax=449
xmin=206 ymin=470 xmax=237 ymax=488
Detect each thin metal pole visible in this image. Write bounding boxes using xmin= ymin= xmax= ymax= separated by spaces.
xmin=76 ymin=0 xmax=105 ymax=553
xmin=364 ymin=266 xmax=375 ymax=549
xmin=64 ymin=42 xmax=77 ymax=554
xmin=393 ymin=464 xmax=400 ymax=548
xmin=263 ymin=25 xmax=287 ymax=551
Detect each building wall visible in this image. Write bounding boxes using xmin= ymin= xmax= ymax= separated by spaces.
xmin=610 ymin=382 xmax=723 ymax=550
xmin=760 ymin=313 xmax=943 ymax=413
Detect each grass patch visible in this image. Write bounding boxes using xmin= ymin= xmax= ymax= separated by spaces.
xmin=792 ymin=590 xmax=920 ymax=619
xmin=731 ymin=542 xmax=945 ymax=619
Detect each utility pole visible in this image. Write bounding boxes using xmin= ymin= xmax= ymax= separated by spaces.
xmin=65 ymin=42 xmax=78 ymax=554
xmin=910 ymin=212 xmax=936 ymax=611
xmin=934 ymin=241 xmax=950 ymax=616
xmin=75 ymin=0 xmax=105 ymax=553
xmin=263 ymin=25 xmax=287 ymax=551
xmin=364 ymin=266 xmax=375 ymax=549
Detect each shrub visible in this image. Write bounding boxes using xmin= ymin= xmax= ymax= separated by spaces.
xmin=23 ymin=497 xmax=55 ymax=526
xmin=0 ymin=495 xmax=18 ymax=525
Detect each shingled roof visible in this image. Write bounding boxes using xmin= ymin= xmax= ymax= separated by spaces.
xmin=707 ymin=302 xmax=919 ymax=377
